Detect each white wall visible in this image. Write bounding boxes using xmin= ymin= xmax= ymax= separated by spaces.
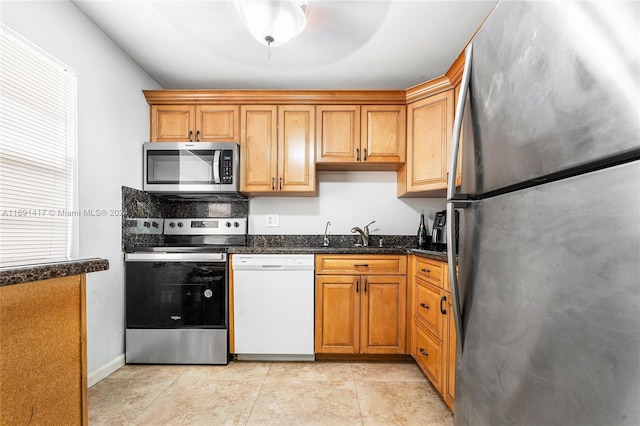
xmin=1 ymin=1 xmax=161 ymax=381
xmin=249 ymin=171 xmax=446 ymax=235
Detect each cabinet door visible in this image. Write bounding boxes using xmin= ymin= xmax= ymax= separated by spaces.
xmin=150 ymin=105 xmax=195 ymax=142
xmin=196 ymin=105 xmax=239 ymax=142
xmin=414 ymin=278 xmax=444 ymax=340
xmin=415 ymin=322 xmax=443 ymax=392
xmin=278 ymin=105 xmax=316 ymax=193
xmin=315 ymin=275 xmax=360 ymax=354
xmin=401 ymin=90 xmax=454 ymax=193
xmin=315 ymin=105 xmax=361 ymax=164
xmin=361 ymin=105 xmax=406 ymax=164
xmin=240 ymin=105 xmax=278 ymax=193
xmin=361 ymin=275 xmax=407 ymax=354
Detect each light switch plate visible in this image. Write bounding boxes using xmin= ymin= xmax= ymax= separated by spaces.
xmin=265 ymin=214 xmax=280 ymax=227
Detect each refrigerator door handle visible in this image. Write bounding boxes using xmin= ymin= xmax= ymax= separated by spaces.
xmin=447 ymin=43 xmax=473 ymax=354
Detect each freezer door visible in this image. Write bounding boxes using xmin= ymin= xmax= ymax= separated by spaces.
xmin=455 ymin=160 xmax=640 ymax=426
xmin=462 ymin=1 xmax=640 ymax=196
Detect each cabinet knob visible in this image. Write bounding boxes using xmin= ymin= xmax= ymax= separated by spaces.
xmin=419 ymin=348 xmax=429 ymax=357
xmin=420 ymin=303 xmax=429 ymax=310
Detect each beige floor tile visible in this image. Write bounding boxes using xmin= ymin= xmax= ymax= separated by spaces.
xmin=247 ymin=381 xmax=362 ymax=426
xmin=88 ymin=376 xmax=176 ymax=426
xmin=131 ymin=376 xmax=263 ymax=426
xmin=350 ymin=362 xmax=428 ymax=383
xmin=179 ymin=361 xmax=272 ymax=381
xmin=264 ymin=361 xmax=354 ymax=383
xmin=356 ymin=381 xmax=453 ymax=426
xmin=104 ymin=364 xmax=190 ymax=381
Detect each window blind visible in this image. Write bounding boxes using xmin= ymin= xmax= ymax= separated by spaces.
xmin=0 ymin=24 xmax=78 ymax=267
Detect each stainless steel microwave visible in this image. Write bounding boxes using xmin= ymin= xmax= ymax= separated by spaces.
xmin=143 ymin=142 xmax=241 ymax=195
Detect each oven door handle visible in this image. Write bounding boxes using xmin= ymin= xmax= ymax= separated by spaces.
xmin=125 ymin=253 xmax=226 ymax=262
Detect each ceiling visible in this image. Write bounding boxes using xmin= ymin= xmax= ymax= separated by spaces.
xmin=72 ymin=0 xmax=497 ymax=90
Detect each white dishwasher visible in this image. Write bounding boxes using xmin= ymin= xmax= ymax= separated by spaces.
xmin=232 ymin=254 xmax=315 ymax=361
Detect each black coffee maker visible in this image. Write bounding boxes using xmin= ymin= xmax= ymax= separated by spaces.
xmin=431 ymin=210 xmax=459 ymax=251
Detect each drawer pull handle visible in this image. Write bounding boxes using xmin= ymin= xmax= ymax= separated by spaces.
xmin=421 ymin=268 xmax=430 ymax=273
xmin=420 ymin=303 xmax=429 ymax=310
xmin=354 ymin=264 xmax=369 ymax=267
xmin=440 ymin=296 xmax=447 ymax=314
xmin=419 ymin=348 xmax=429 ymax=357
xmin=271 ymin=178 xmax=275 ymax=190
xmin=356 ymin=279 xmax=359 ymax=293
xmin=364 ymin=278 xmax=368 ymax=292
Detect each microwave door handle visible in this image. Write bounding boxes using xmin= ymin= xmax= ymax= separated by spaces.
xmin=213 ymin=150 xmax=221 ymax=184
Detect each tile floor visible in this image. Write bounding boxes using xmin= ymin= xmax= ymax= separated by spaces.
xmin=89 ymin=361 xmax=453 ymax=426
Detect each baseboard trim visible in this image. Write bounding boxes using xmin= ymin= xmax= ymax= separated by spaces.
xmin=88 ymin=354 xmax=125 ymax=388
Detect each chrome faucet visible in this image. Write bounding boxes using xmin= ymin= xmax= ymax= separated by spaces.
xmin=351 ymin=221 xmax=375 ymax=247
xmin=323 ymin=221 xmax=331 ymax=247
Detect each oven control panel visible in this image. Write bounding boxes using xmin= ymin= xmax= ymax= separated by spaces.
xmin=163 ymin=218 xmax=247 ymax=235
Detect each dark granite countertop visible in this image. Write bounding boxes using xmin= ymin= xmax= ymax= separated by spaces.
xmin=228 ymin=246 xmax=450 ymax=262
xmin=0 ymin=258 xmax=109 ymax=287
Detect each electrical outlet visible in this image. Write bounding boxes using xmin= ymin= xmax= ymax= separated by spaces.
xmin=265 ymin=214 xmax=280 ymax=227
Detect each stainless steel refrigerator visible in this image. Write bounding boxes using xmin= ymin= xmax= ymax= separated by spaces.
xmin=446 ymin=2 xmax=640 ymax=425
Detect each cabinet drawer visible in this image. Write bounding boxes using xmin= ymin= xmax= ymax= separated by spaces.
xmin=316 ymin=255 xmax=406 ymax=275
xmin=415 ymin=257 xmax=444 ymax=288
xmin=415 ymin=278 xmax=444 ymax=340
xmin=414 ymin=322 xmax=442 ymax=391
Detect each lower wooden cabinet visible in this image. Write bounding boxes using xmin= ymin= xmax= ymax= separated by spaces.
xmin=409 ymin=255 xmax=456 ymax=411
xmin=1 ymin=275 xmax=88 ymax=425
xmin=315 ymin=255 xmax=407 ymax=354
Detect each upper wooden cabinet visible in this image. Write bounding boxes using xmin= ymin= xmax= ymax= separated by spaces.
xmin=397 ymin=89 xmax=454 ymax=197
xmin=316 ymin=105 xmax=406 ymax=168
xmin=150 ymin=104 xmax=239 ymax=142
xmin=240 ymin=105 xmax=316 ymax=195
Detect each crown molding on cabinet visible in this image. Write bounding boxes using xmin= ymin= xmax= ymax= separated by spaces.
xmin=143 ymin=90 xmax=408 ymax=105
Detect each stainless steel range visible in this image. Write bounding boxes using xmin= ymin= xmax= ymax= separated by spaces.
xmin=124 ymin=217 xmax=247 ymax=365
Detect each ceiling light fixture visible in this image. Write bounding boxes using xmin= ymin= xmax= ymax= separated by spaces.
xmin=235 ymin=0 xmax=308 ymax=47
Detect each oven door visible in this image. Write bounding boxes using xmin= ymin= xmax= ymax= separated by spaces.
xmin=125 ymin=253 xmax=227 ymax=328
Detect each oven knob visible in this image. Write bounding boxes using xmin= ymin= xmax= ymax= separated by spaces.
xmin=177 ymin=222 xmax=184 ymax=228
xmin=234 ymin=221 xmax=240 ymax=228
xmin=204 ymin=289 xmax=213 ymax=299
xmin=225 ymin=221 xmax=232 ymax=228
xmin=168 ymin=222 xmax=175 ymax=228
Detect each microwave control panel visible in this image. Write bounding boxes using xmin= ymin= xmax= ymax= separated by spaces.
xmin=221 ymin=150 xmax=233 ymax=184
